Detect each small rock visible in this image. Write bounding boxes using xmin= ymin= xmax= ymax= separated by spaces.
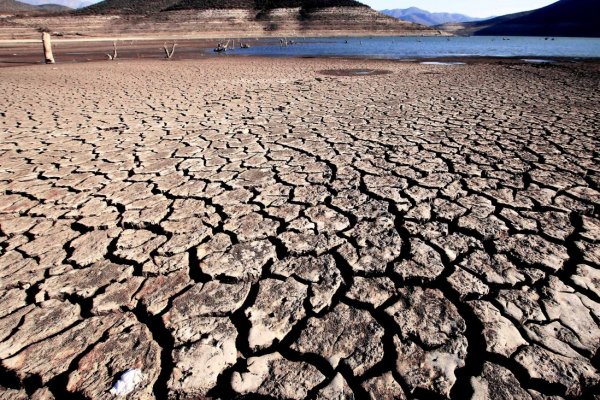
xmin=316 ymin=373 xmax=355 ymax=399
xmin=109 ymin=369 xmax=144 ymax=397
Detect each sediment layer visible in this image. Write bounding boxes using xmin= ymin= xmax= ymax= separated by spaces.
xmin=0 ymin=7 xmax=439 ymax=40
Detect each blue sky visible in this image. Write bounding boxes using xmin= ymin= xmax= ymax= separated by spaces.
xmin=366 ymin=0 xmax=557 ymax=18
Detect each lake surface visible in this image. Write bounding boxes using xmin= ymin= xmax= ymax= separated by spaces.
xmin=222 ymin=36 xmax=600 ymax=60
xmin=2 ymin=35 xmax=600 ymax=68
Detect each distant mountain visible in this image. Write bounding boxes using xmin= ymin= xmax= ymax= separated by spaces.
xmin=21 ymin=0 xmax=95 ymax=8
xmin=438 ymin=0 xmax=600 ymax=37
xmin=0 ymin=0 xmax=70 ymax=12
xmin=36 ymin=3 xmax=71 ymax=11
xmin=381 ymin=7 xmax=484 ymax=26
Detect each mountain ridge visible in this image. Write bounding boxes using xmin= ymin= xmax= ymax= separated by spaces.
xmin=0 ymin=0 xmax=71 ymax=13
xmin=381 ymin=7 xmax=485 ymax=27
xmin=0 ymin=0 xmax=37 ymax=12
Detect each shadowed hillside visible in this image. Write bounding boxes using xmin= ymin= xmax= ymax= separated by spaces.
xmin=34 ymin=3 xmax=71 ymax=11
xmin=438 ymin=0 xmax=600 ymax=37
xmin=436 ymin=11 xmax=532 ymax=36
xmin=476 ymin=0 xmax=600 ymax=37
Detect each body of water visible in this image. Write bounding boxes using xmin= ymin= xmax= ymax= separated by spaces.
xmin=222 ymin=36 xmax=600 ymax=60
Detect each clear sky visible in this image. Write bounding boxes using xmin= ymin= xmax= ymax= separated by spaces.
xmin=366 ymin=0 xmax=558 ymax=18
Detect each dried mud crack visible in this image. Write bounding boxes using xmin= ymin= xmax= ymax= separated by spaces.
xmin=1 ymin=57 xmax=600 ymax=400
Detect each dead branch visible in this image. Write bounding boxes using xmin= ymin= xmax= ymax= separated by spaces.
xmin=107 ymin=41 xmax=118 ymax=60
xmin=163 ymin=42 xmax=177 ymax=59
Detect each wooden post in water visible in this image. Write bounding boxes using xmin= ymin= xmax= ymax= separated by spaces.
xmin=42 ymin=32 xmax=55 ymax=64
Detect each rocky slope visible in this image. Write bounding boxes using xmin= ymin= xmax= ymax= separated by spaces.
xmin=0 ymin=0 xmax=438 ymax=39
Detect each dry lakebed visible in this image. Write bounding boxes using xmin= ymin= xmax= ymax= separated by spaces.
xmin=0 ymin=56 xmax=599 ymax=399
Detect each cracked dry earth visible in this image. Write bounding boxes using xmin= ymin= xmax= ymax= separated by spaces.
xmin=0 ymin=57 xmax=599 ymax=400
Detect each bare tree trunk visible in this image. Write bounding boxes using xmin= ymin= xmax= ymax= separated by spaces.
xmin=163 ymin=42 xmax=177 ymax=59
xmin=42 ymin=32 xmax=55 ymax=64
xmin=107 ymin=41 xmax=118 ymax=60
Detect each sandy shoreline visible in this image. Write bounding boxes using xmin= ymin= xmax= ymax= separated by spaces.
xmin=1 ymin=57 xmax=599 ymax=399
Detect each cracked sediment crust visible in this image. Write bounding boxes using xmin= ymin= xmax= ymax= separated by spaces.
xmin=0 ymin=57 xmax=599 ymax=399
